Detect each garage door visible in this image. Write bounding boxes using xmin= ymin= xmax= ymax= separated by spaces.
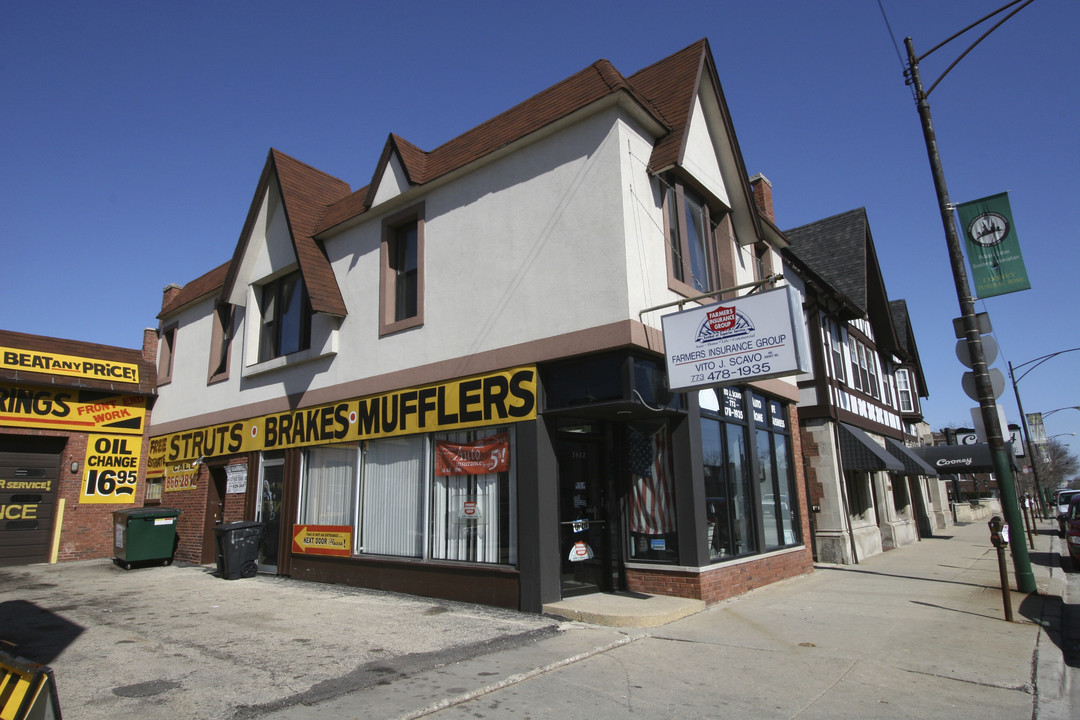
xmin=0 ymin=450 xmax=60 ymax=566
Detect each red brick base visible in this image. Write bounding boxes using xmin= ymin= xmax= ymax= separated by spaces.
xmin=626 ymin=546 xmax=813 ymax=605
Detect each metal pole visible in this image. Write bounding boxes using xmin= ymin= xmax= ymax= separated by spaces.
xmin=905 ymin=37 xmax=1035 ymax=592
xmin=1010 ymin=361 xmax=1046 ymax=520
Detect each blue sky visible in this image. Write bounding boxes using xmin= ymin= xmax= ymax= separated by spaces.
xmin=3 ymin=1 xmax=1078 ymax=462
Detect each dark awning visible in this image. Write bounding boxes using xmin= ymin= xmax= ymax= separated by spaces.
xmin=837 ymin=423 xmax=904 ymax=472
xmin=885 ymin=438 xmax=939 ymax=477
xmin=911 ymin=443 xmax=1019 ymax=474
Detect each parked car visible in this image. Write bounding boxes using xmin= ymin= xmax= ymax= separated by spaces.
xmin=1056 ymin=489 xmax=1080 ymax=536
xmin=1065 ymin=494 xmax=1080 ymax=568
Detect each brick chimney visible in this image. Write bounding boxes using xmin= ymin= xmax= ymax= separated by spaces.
xmin=161 ymin=283 xmax=182 ymax=314
xmin=142 ymin=327 xmax=158 ymax=363
xmin=749 ymin=173 xmax=774 ymax=224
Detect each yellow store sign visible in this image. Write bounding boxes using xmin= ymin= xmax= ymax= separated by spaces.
xmin=1 ymin=346 xmax=140 ymax=383
xmin=0 ymin=382 xmax=147 ymax=435
xmin=79 ymin=434 xmax=143 ymax=504
xmin=149 ymin=366 xmax=537 ymax=484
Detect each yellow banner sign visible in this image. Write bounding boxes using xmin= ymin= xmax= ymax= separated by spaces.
xmin=148 ymin=366 xmax=537 ymax=483
xmin=78 ymin=434 xmax=143 ymax=504
xmin=2 ymin=346 xmax=140 ymax=383
xmin=292 ymin=525 xmax=352 ymax=556
xmin=0 ymin=383 xmax=147 ymax=435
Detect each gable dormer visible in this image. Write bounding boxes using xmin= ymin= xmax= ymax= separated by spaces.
xmin=630 ymin=39 xmax=763 ymax=248
xmin=217 ymin=149 xmax=352 ymax=375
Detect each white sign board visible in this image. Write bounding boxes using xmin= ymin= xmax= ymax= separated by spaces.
xmin=225 ymin=464 xmax=248 ymax=494
xmin=661 ymin=286 xmax=811 ymax=393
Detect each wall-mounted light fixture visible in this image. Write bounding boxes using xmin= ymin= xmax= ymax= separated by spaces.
xmin=70 ymin=461 xmax=79 ymax=474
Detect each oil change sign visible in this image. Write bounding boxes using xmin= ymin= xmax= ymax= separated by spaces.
xmin=79 ymin=434 xmax=143 ymax=503
xmin=1 ymin=346 xmax=140 ymax=383
xmin=661 ymin=286 xmax=811 ymax=392
xmin=0 ymin=382 xmax=147 ymax=434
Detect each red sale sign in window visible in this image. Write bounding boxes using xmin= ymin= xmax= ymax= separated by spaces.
xmin=435 ymin=432 xmax=510 ymax=476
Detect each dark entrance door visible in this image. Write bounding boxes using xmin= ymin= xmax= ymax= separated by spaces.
xmin=556 ymin=424 xmax=620 ymax=597
xmin=0 ymin=448 xmax=61 ymax=566
xmin=200 ymin=466 xmax=228 ymax=564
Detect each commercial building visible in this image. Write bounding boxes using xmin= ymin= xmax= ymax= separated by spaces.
xmin=783 ymin=208 xmax=945 ymax=564
xmin=0 ymin=329 xmax=158 ymax=566
xmin=149 ymin=39 xmax=814 ymax=611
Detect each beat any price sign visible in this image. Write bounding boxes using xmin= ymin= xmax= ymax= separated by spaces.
xmin=661 ymin=286 xmax=811 ymax=392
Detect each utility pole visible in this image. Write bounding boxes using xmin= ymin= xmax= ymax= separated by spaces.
xmin=904 ymin=35 xmax=1035 ymax=593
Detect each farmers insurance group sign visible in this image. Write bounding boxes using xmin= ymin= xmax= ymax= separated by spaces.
xmin=661 ymin=286 xmax=811 ymax=392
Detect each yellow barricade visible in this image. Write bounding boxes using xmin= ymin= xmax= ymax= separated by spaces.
xmin=0 ymin=643 xmax=61 ymax=720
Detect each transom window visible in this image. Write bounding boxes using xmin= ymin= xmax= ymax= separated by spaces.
xmin=258 ymin=271 xmax=311 ymax=362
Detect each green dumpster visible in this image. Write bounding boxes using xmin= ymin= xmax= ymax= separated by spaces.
xmin=113 ymin=508 xmax=181 ymax=570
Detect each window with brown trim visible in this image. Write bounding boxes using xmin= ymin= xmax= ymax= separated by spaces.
xmin=380 ymin=204 xmax=425 ymax=336
xmin=158 ymin=325 xmax=176 ymax=385
xmin=208 ymin=303 xmax=234 ymax=383
xmin=665 ymin=183 xmax=717 ymax=296
xmin=257 ymin=271 xmax=311 ymax=362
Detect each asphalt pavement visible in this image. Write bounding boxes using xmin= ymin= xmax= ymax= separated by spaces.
xmin=1 ymin=517 xmax=1075 ymax=719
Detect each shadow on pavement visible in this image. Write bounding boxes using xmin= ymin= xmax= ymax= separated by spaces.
xmin=0 ymin=599 xmax=85 ymax=665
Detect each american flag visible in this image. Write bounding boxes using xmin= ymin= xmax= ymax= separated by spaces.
xmin=629 ymin=427 xmax=674 ymax=535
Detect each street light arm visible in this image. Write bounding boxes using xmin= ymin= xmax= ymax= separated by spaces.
xmin=1043 ymin=407 xmax=1080 ymax=418
xmin=1012 ymin=347 xmax=1080 ymax=384
xmin=921 ymin=0 xmax=1038 ymax=98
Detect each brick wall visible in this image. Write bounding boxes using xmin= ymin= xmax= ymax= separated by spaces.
xmin=4 ymin=426 xmax=152 ymax=562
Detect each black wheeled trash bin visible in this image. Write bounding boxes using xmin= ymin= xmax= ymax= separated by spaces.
xmin=214 ymin=521 xmax=262 ymax=579
xmin=113 ymin=507 xmax=181 ymax=570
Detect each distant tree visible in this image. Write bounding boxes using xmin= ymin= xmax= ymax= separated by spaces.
xmin=1034 ymin=439 xmax=1080 ymax=492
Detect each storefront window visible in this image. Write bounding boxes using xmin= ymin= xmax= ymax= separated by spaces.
xmin=360 ymin=436 xmax=426 ymax=557
xmin=295 ymin=427 xmax=516 ymax=565
xmin=300 ymin=444 xmax=357 ymax=526
xmin=627 ymin=423 xmax=677 ymax=562
xmin=700 ymin=388 xmax=799 ymax=562
xmin=430 ymin=428 xmax=515 ymax=564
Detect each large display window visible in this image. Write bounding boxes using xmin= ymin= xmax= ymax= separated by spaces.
xmin=297 ymin=426 xmax=516 ymax=566
xmin=699 ymin=388 xmax=800 ymax=562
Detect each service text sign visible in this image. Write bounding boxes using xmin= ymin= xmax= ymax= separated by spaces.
xmin=661 ymin=286 xmax=810 ymax=392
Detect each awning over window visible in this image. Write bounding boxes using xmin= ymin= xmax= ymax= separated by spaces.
xmin=885 ymin=438 xmax=939 ymax=477
xmin=911 ymin=443 xmax=1019 ymax=474
xmin=837 ymin=423 xmax=904 ymax=472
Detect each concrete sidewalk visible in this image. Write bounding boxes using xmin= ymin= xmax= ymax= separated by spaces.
xmin=1 ymin=518 xmax=1074 ymax=719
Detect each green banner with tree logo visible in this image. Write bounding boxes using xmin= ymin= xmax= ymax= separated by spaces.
xmin=956 ymin=192 xmax=1031 ymax=298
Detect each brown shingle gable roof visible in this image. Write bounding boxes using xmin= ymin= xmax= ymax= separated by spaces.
xmin=629 ymin=39 xmax=705 ymax=173
xmin=315 ymin=57 xmax=670 ymax=234
xmin=219 ymin=149 xmax=352 ymax=317
xmin=158 ymin=261 xmax=230 ymax=318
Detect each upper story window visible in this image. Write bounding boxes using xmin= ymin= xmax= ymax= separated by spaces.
xmin=208 ymin=303 xmax=234 ymax=383
xmin=847 ymin=336 xmax=880 ymax=398
xmin=381 ymin=204 xmax=425 ymax=336
xmin=665 ymin=183 xmax=716 ymax=295
xmin=258 ymin=271 xmax=311 ymax=363
xmin=828 ymin=319 xmax=845 ymax=382
xmin=158 ymin=325 xmax=176 ymax=385
xmin=896 ymin=368 xmax=916 ymax=413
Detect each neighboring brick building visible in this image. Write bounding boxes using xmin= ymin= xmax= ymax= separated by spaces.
xmin=1 ymin=328 xmax=158 ymax=565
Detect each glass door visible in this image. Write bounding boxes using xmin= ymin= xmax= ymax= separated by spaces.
xmin=257 ymin=452 xmax=285 ymax=572
xmin=556 ymin=424 xmax=615 ymax=597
